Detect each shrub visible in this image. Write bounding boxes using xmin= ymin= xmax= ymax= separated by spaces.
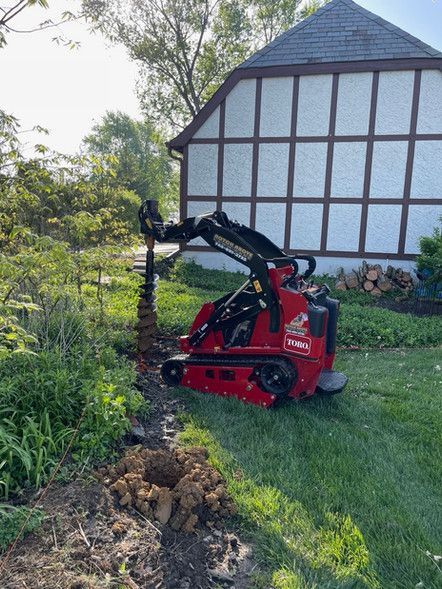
xmin=157 ymin=280 xmax=225 ymax=335
xmin=338 ymin=304 xmax=442 ymax=348
xmin=416 ymin=225 xmax=442 ymax=285
xmin=0 ymin=337 xmax=145 ymax=499
xmin=169 ymin=259 xmax=245 ymax=292
xmin=158 ymin=261 xmax=442 ymax=348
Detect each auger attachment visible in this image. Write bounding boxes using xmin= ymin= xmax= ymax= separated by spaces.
xmin=136 ymin=200 xmax=162 ymax=356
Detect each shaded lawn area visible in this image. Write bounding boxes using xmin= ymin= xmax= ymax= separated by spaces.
xmin=178 ymin=348 xmax=442 ymax=589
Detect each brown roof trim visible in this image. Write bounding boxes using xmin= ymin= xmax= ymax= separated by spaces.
xmin=167 ymin=58 xmax=442 ymax=152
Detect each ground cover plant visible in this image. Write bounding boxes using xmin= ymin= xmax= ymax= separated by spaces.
xmin=0 ymin=112 xmax=149 ymax=506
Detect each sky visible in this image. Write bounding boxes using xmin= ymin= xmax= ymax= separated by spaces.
xmin=1 ymin=0 xmax=441 ymax=154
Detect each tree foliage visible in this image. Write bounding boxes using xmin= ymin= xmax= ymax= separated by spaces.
xmin=0 ymin=1 xmax=78 ymax=49
xmin=416 ymin=223 xmax=442 ymax=285
xmin=82 ymin=110 xmax=177 ymax=210
xmin=82 ymin=0 xmax=330 ymax=130
xmin=0 ymin=110 xmax=141 ymax=355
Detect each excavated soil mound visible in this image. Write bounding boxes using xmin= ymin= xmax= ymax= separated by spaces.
xmin=97 ymin=445 xmax=235 ymax=533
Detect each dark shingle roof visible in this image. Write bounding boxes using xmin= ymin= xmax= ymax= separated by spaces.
xmin=239 ymin=0 xmax=442 ymax=68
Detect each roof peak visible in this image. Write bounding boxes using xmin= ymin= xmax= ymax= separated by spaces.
xmin=239 ymin=0 xmax=442 ymax=69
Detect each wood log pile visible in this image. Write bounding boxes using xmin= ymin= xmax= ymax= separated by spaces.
xmin=335 ymin=261 xmax=414 ymax=296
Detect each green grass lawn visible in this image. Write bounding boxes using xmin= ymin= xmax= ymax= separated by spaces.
xmin=107 ymin=260 xmax=442 ymax=587
xmin=178 ymin=348 xmax=442 ymax=589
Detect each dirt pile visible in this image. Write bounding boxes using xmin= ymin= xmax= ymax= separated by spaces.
xmin=97 ymin=445 xmax=235 ymax=533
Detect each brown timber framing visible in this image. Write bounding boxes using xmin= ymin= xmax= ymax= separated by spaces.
xmin=359 ymin=70 xmax=379 ymax=253
xmin=177 ymin=58 xmax=442 ymax=261
xmin=320 ymin=73 xmax=339 ymax=252
xmin=216 ymin=100 xmax=226 ymax=212
xmin=398 ymin=69 xmax=422 ymax=254
xmin=283 ymin=76 xmax=300 ymax=250
xmin=250 ymin=77 xmax=262 ymax=229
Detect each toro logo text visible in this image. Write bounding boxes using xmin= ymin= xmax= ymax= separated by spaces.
xmin=283 ymin=333 xmax=312 ymax=356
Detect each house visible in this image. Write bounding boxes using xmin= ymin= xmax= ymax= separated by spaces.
xmin=167 ymin=0 xmax=442 ymax=274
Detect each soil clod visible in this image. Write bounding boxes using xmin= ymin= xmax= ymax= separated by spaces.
xmin=98 ymin=445 xmax=235 ymax=532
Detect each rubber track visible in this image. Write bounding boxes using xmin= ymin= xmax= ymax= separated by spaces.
xmin=165 ymin=353 xmax=297 ymax=397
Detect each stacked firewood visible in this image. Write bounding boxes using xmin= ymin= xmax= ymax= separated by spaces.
xmin=335 ymin=261 xmax=413 ymax=296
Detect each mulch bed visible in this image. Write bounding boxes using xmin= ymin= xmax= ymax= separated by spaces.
xmin=1 ymin=339 xmax=257 ymax=589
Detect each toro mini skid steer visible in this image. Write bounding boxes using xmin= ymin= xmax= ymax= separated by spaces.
xmin=138 ymin=200 xmax=348 ymax=408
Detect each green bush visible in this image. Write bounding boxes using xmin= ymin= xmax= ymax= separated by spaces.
xmin=0 ymin=338 xmax=145 ymax=499
xmin=0 ymin=505 xmax=44 ymax=553
xmin=416 ymin=225 xmax=442 ymax=285
xmin=157 ymin=280 xmax=225 ymax=335
xmin=169 ymin=259 xmax=245 ymax=292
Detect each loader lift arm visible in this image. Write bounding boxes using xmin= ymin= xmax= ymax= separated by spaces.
xmin=138 ymin=200 xmax=316 ymax=345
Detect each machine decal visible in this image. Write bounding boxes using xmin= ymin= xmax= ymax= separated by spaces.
xmin=283 ymin=333 xmax=312 ymax=355
xmin=213 ymin=235 xmax=253 ymax=262
xmin=285 ymin=312 xmax=308 ymax=335
xmin=253 ymin=280 xmax=262 ymax=293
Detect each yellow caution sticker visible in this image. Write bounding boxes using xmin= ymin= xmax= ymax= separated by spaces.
xmin=253 ymin=280 xmax=262 ymax=293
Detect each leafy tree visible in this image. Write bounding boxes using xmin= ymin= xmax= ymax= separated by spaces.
xmin=82 ymin=111 xmax=175 ymax=209
xmin=82 ymin=0 xmax=330 ymax=130
xmin=0 ymin=110 xmax=143 ymax=352
xmin=83 ymin=0 xmax=250 ymax=130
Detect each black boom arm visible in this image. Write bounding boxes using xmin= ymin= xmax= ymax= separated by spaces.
xmin=138 ymin=200 xmax=316 ymax=339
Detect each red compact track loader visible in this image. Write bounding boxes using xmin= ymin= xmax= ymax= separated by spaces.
xmin=138 ymin=200 xmax=347 ymax=408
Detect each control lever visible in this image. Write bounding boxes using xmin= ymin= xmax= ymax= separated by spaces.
xmin=302 ymin=284 xmax=330 ymax=305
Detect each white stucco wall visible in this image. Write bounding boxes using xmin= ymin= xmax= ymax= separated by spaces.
xmin=184 ymin=68 xmax=441 ymax=268
xmin=186 ymin=200 xmax=217 ymax=246
xmin=257 ymin=143 xmax=290 ymax=197
xmin=335 ymin=72 xmax=372 ymax=136
xmin=370 ymin=141 xmax=408 ymax=198
xmin=417 ymin=70 xmax=442 ymax=134
xmin=193 ymin=106 xmax=220 ymax=139
xmin=411 ymin=140 xmax=442 ymax=198
xmin=293 ymin=142 xmax=328 ymax=197
xmin=260 ymin=77 xmax=293 ymax=137
xmin=405 ymin=205 xmax=442 ymax=254
xmin=223 ymin=143 xmax=253 ymax=196
xmin=327 ymin=204 xmax=362 ymax=251
xmin=255 ymin=203 xmax=286 ymax=247
xmin=225 ymin=79 xmax=256 ymax=138
xmin=297 ymin=74 xmax=332 ymax=136
xmin=187 ymin=144 xmax=218 ymax=196
xmin=375 ymin=70 xmax=414 ymax=134
xmin=365 ymin=204 xmax=402 ymax=253
xmin=291 ymin=203 xmax=323 ymax=250
xmin=331 ymin=142 xmax=366 ymax=197
xmin=220 ymin=201 xmax=251 ymax=226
